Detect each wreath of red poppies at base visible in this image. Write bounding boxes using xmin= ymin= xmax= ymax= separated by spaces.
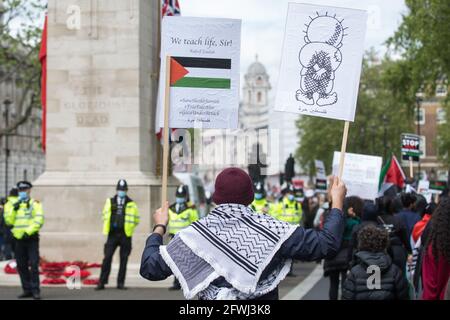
xmin=3 ymin=258 xmax=101 ymax=285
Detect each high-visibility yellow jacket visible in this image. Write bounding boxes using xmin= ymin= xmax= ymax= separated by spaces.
xmin=3 ymin=196 xmax=18 ymax=220
xmin=250 ymin=198 xmax=276 ymax=216
xmin=168 ymin=203 xmax=199 ymax=235
xmin=4 ymin=198 xmax=44 ymax=240
xmin=102 ymin=197 xmax=139 ymax=237
xmin=273 ymin=197 xmax=302 ymax=225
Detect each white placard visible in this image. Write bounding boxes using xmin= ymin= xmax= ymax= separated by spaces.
xmin=332 ymin=152 xmax=382 ymax=200
xmin=418 ymin=180 xmax=432 ymax=203
xmin=315 ymin=159 xmax=326 ymax=179
xmin=157 ymin=16 xmax=241 ymax=129
xmin=275 ymin=3 xmax=368 ymax=122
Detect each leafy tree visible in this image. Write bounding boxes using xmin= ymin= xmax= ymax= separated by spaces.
xmin=0 ymin=0 xmax=46 ymax=138
xmin=387 ymin=0 xmax=450 ymax=167
xmin=296 ymin=51 xmax=414 ymax=176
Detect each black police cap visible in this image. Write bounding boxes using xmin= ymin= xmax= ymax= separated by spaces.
xmin=17 ymin=181 xmax=33 ymax=190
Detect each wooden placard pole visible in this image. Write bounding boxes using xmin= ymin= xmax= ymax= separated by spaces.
xmin=161 ymin=55 xmax=172 ymax=207
xmin=338 ymin=121 xmax=350 ymax=179
xmin=409 ymin=156 xmax=413 ymax=178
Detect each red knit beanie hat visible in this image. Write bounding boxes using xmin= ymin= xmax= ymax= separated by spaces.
xmin=212 ymin=168 xmax=254 ymax=206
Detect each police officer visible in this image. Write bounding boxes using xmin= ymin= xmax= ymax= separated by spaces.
xmin=274 ymin=183 xmax=303 ymax=277
xmin=4 ymin=182 xmax=44 ymax=299
xmin=96 ymin=179 xmax=139 ymax=290
xmin=274 ymin=184 xmax=303 ymax=225
xmin=1 ymin=188 xmax=18 ymax=260
xmin=168 ymin=185 xmax=199 ymax=290
xmin=250 ymin=182 xmax=274 ymax=216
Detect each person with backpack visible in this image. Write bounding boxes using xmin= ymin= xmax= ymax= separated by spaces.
xmin=323 ymin=196 xmax=363 ymax=300
xmin=342 ymin=224 xmax=409 ymax=300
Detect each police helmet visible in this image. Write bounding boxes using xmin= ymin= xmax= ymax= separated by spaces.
xmin=254 ymin=182 xmax=266 ymax=196
xmin=116 ymin=179 xmax=128 ymax=191
xmin=176 ymin=184 xmax=188 ymax=198
xmin=281 ymin=183 xmax=294 ymax=195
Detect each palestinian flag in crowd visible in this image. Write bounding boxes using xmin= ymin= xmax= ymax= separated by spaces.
xmin=170 ymin=57 xmax=231 ymax=89
xmin=378 ymin=155 xmax=406 ymax=196
xmin=156 ymin=0 xmax=182 ymax=141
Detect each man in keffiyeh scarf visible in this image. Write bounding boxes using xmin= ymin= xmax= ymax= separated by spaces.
xmin=141 ymin=168 xmax=347 ymax=300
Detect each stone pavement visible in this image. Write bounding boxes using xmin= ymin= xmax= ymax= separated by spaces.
xmin=0 ymin=260 xmax=319 ymax=300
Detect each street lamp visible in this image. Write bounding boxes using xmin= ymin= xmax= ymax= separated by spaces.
xmin=3 ymin=98 xmax=12 ymax=196
xmin=382 ymin=115 xmax=388 ymax=160
xmin=415 ymin=95 xmax=422 ymax=179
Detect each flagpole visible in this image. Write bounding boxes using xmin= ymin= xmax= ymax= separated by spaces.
xmin=338 ymin=121 xmax=350 ymax=179
xmin=155 ymin=0 xmax=163 ymax=176
xmin=161 ymin=55 xmax=171 ymax=207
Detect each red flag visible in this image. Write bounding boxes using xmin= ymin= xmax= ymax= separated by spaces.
xmin=39 ymin=16 xmax=48 ymax=152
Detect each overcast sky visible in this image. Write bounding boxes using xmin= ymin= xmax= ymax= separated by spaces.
xmin=181 ymin=0 xmax=408 ymax=94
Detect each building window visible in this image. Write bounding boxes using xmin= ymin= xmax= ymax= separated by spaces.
xmin=420 ymin=136 xmax=426 ymax=158
xmin=248 ymin=90 xmax=251 ymax=102
xmin=437 ymin=108 xmax=447 ymax=124
xmin=436 ymin=84 xmax=448 ymax=97
xmin=415 ymin=108 xmax=425 ymax=125
xmin=437 ymin=170 xmax=448 ymax=181
xmin=23 ymin=169 xmax=27 ymax=181
xmin=257 ymin=92 xmax=262 ymax=103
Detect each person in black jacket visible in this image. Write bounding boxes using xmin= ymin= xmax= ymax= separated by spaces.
xmin=140 ymin=169 xmax=347 ymax=300
xmin=376 ymin=196 xmax=411 ymax=271
xmin=323 ymin=196 xmax=363 ymax=300
xmin=342 ymin=224 xmax=409 ymax=300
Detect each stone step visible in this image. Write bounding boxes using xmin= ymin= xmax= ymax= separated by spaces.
xmin=0 ymin=260 xmax=173 ymax=288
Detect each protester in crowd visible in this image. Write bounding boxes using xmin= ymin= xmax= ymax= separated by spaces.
xmin=421 ymin=198 xmax=450 ymax=300
xmin=396 ymin=192 xmax=420 ymax=240
xmin=302 ymin=189 xmax=319 ymax=229
xmin=415 ymin=194 xmax=428 ymax=217
xmin=411 ymin=202 xmax=436 ymax=298
xmin=342 ymin=224 xmax=409 ymax=300
xmin=140 ymin=168 xmax=347 ymax=300
xmin=313 ymin=199 xmax=330 ymax=230
xmin=376 ymin=196 xmax=411 ymax=271
xmin=323 ymin=196 xmax=363 ymax=300
xmin=347 ymin=200 xmax=378 ymax=264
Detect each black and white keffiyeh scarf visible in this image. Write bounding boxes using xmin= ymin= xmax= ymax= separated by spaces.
xmin=160 ymin=204 xmax=297 ymax=300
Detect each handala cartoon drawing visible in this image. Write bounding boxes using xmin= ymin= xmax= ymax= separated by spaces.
xmin=296 ymin=12 xmax=347 ymax=106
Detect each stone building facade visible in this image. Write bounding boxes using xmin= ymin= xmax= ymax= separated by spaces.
xmin=0 ymin=80 xmax=45 ymax=197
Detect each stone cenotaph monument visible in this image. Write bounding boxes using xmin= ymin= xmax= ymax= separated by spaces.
xmin=34 ymin=0 xmax=169 ymax=263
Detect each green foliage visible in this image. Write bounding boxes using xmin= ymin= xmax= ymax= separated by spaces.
xmin=0 ymin=0 xmax=46 ymax=136
xmin=387 ymin=0 xmax=450 ymax=167
xmin=296 ymin=51 xmax=414 ymax=176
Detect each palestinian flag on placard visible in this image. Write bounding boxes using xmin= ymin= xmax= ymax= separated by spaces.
xmin=170 ymin=57 xmax=231 ymax=89
xmin=378 ymin=155 xmax=406 ymax=196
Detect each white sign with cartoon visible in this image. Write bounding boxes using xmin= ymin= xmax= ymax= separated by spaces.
xmin=275 ymin=3 xmax=368 ymax=122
